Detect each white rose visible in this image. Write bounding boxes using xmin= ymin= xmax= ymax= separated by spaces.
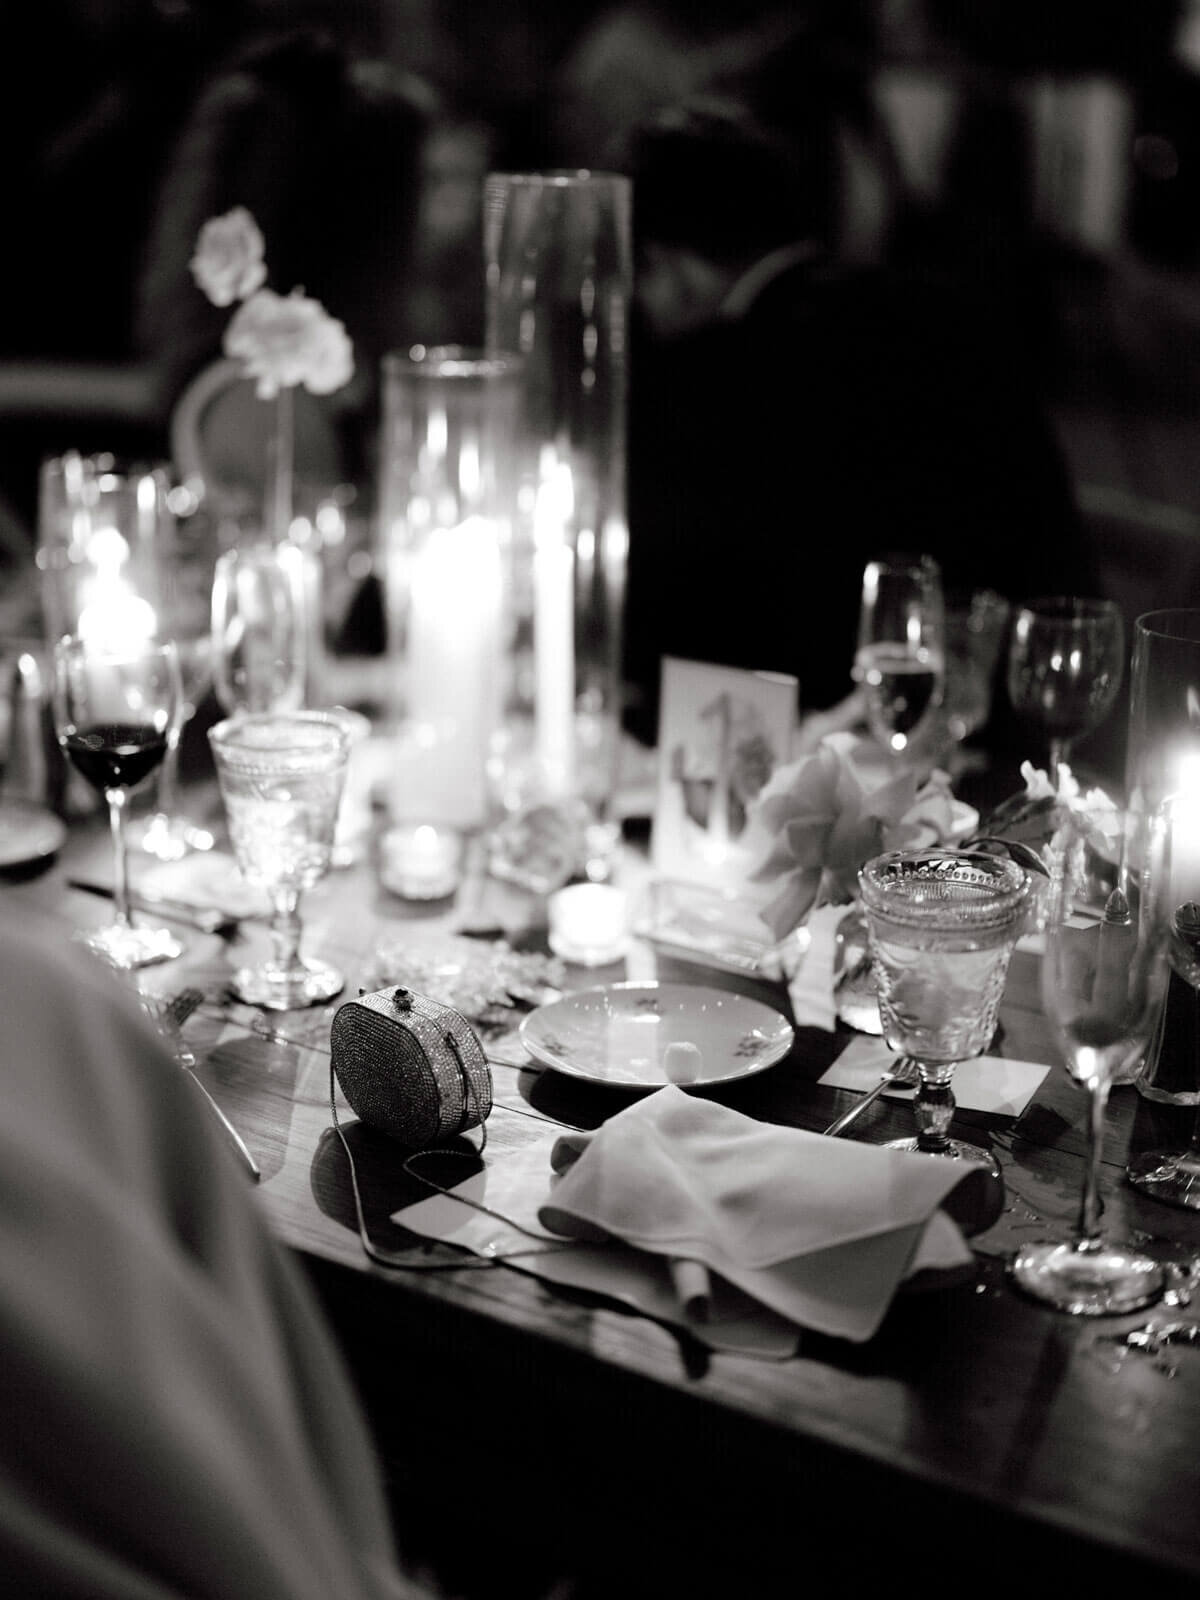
xmin=224 ymin=289 xmax=354 ymax=398
xmin=300 ymin=311 xmax=354 ymax=394
xmin=190 ymin=207 xmax=267 ymax=307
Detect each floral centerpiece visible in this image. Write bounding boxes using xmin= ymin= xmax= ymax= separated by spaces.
xmin=745 ymin=734 xmax=1121 ymax=1029
xmin=190 ymin=207 xmax=354 ymax=537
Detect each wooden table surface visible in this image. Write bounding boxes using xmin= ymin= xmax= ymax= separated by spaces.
xmin=9 ymin=783 xmax=1200 ymax=1600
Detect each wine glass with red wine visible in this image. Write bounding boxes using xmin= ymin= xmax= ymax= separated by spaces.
xmin=52 ymin=635 xmax=184 ymax=967
xmin=1006 ymin=597 xmax=1125 ymax=786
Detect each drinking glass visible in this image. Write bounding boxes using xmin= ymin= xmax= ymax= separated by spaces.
xmin=52 ymin=636 xmax=184 ymax=967
xmin=1011 ymin=807 xmax=1172 ymax=1312
xmin=135 ymin=487 xmax=220 ymax=860
xmin=853 ymin=553 xmax=945 ymax=756
xmin=940 ymin=588 xmax=1011 ymax=746
xmin=1126 ymin=890 xmax=1200 ymax=1211
xmin=858 ymin=847 xmax=1032 ymax=1169
xmin=211 ymin=542 xmax=307 ymax=717
xmin=1006 ymin=597 xmax=1125 ymax=784
xmin=208 ymin=712 xmax=349 ymax=1009
xmin=484 ymin=171 xmax=631 ymax=879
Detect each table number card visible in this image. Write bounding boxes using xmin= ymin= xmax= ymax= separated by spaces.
xmin=642 ymin=659 xmax=797 ymax=970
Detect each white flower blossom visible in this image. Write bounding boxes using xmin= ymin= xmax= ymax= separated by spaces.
xmin=224 ymin=288 xmax=355 ymax=399
xmin=190 ymin=207 xmax=267 ymax=307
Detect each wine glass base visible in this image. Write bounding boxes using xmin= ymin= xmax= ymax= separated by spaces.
xmin=1009 ymin=1240 xmax=1165 ymax=1315
xmin=79 ymin=922 xmax=184 ymax=969
xmin=1126 ymin=1149 xmax=1200 ymax=1211
xmin=230 ymin=958 xmax=345 ymax=1011
xmin=883 ymin=1135 xmax=1000 ymax=1177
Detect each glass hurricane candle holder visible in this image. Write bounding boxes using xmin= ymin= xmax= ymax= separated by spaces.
xmin=484 ymin=171 xmax=631 ymax=879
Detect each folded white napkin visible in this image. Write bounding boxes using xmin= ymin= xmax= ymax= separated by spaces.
xmin=820 ymin=1036 xmax=1050 ymax=1117
xmin=537 ymin=1086 xmax=977 ymax=1343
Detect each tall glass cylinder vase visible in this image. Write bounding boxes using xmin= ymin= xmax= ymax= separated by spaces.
xmin=378 ymin=346 xmax=521 ymax=838
xmin=484 ymin=171 xmax=631 ymax=883
xmin=1124 ymin=610 xmax=1200 ymax=1104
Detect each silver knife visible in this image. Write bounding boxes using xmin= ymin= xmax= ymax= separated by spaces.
xmin=68 ymin=879 xmax=240 ymax=938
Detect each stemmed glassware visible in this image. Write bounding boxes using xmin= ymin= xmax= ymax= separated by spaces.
xmin=858 ymin=847 xmax=1032 ymax=1170
xmin=52 ymin=636 xmax=184 ymax=967
xmin=853 ymin=553 xmax=945 ymax=757
xmin=938 ymin=588 xmax=1011 ymax=749
xmin=211 ymin=542 xmax=307 ymax=717
xmin=1006 ymin=597 xmax=1125 ymax=784
xmin=1011 ymin=807 xmax=1172 ymax=1314
xmin=208 ymin=711 xmax=349 ymax=1009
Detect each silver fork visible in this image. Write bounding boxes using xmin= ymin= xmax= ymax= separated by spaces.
xmin=823 ymin=1056 xmax=921 ymax=1137
xmin=148 ymin=988 xmax=262 ymax=1182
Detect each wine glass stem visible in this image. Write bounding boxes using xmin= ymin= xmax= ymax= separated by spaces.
xmin=1076 ymin=1075 xmax=1111 ymax=1252
xmin=157 ymin=720 xmax=186 ymax=822
xmin=106 ymin=788 xmax=132 ymax=930
xmin=269 ymin=889 xmax=304 ymax=979
xmin=913 ymin=1062 xmax=957 ymax=1153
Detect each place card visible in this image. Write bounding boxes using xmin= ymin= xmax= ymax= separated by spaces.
xmin=651 ymin=657 xmax=797 ymax=897
xmin=820 ymin=1036 xmax=1051 ymax=1118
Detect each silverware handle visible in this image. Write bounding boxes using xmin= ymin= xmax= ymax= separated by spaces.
xmin=823 ymin=1075 xmax=891 ymax=1137
xmin=184 ymin=1068 xmax=262 ymax=1181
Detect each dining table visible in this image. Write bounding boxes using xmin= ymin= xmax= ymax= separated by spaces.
xmin=7 ymin=747 xmax=1200 ymax=1600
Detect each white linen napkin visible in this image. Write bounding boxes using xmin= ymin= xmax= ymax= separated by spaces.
xmin=541 ymin=1087 xmax=978 ymax=1343
xmin=820 ymin=1036 xmax=1051 ymax=1117
xmin=394 ymin=1094 xmax=979 ymax=1351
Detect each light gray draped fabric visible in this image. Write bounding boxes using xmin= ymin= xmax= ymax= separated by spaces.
xmin=0 ymin=915 xmax=430 ymax=1600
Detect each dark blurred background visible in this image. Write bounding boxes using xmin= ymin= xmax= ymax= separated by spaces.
xmin=4 ymin=0 xmax=1200 ymax=774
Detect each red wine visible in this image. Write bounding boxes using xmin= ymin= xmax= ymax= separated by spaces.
xmin=62 ymin=723 xmax=169 ymax=793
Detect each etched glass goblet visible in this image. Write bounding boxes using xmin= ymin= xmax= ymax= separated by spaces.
xmin=858 ymin=848 xmax=1032 ymax=1169
xmin=208 ymin=712 xmax=348 ymax=1009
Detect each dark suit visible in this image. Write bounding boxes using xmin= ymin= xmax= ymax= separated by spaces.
xmin=623 ymin=258 xmax=1095 ymax=749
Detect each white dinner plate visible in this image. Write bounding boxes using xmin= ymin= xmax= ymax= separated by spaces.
xmin=0 ymin=801 xmax=67 ymax=869
xmin=519 ymin=980 xmax=795 ymax=1089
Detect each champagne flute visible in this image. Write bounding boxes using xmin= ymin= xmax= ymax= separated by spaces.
xmin=136 ymin=486 xmax=220 ymax=859
xmin=939 ymin=588 xmax=1011 ymax=747
xmin=858 ymin=847 xmax=1032 ymax=1171
xmin=53 ymin=636 xmax=184 ymax=967
xmin=1006 ymin=597 xmax=1125 ymax=785
xmin=211 ymin=542 xmax=307 ymax=717
xmin=208 ymin=712 xmax=349 ymax=1009
xmin=853 ymin=553 xmax=945 ymax=757
xmin=1011 ymin=807 xmax=1172 ymax=1314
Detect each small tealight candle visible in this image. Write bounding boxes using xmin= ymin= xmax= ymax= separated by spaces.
xmin=547 ymin=882 xmax=630 ymax=966
xmin=380 ymin=823 xmax=462 ymax=901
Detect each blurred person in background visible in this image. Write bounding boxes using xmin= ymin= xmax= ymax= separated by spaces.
xmin=618 ymin=30 xmax=1098 ymax=774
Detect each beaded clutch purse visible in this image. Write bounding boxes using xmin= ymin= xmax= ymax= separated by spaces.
xmin=330 ymin=984 xmax=492 ymax=1147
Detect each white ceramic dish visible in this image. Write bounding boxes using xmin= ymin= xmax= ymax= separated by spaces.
xmin=519 ymin=980 xmax=794 ymax=1089
xmin=0 ymin=801 xmax=66 ymax=868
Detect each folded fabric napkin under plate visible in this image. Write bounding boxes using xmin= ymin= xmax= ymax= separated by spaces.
xmin=820 ymin=1036 xmax=1050 ymax=1117
xmin=395 ymin=1087 xmax=987 ymax=1351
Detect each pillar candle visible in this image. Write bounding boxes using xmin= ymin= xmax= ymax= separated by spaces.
xmin=534 ymin=459 xmax=575 ymax=796
xmin=407 ymin=517 xmax=502 ymax=827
